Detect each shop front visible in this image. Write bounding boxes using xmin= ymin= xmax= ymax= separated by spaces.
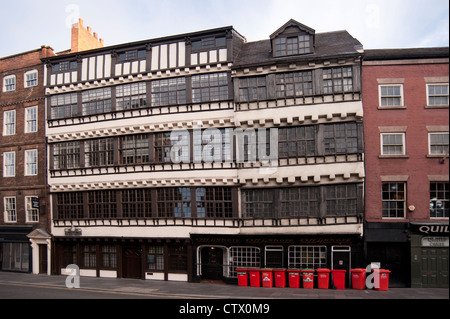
xmin=0 ymin=226 xmax=33 ymax=273
xmin=410 ymin=222 xmax=449 ymax=288
xmin=53 ymin=236 xmax=193 ymax=282
xmin=192 ymin=234 xmax=364 ymax=286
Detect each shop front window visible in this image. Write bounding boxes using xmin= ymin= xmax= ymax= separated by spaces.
xmin=1 ymin=243 xmax=30 ymax=272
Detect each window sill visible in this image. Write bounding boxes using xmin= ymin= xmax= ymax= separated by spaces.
xmin=424 ymin=105 xmax=449 ymax=109
xmin=377 ymin=105 xmax=407 ymax=110
xmin=378 ymin=155 xmax=410 ymax=159
xmin=427 ymin=154 xmax=448 ymax=158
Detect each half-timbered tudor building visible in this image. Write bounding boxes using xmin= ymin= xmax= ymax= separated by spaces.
xmin=44 ymin=19 xmax=365 ymax=283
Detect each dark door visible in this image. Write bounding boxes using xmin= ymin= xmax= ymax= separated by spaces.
xmin=421 ymin=248 xmax=449 ymax=288
xmin=332 ymin=246 xmax=351 ymax=287
xmin=38 ymin=244 xmax=48 ymax=274
xmin=123 ymin=246 xmax=142 ymax=279
xmin=201 ymin=247 xmax=223 ymax=280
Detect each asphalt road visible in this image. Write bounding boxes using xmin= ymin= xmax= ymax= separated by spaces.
xmin=0 ymin=282 xmax=165 ymax=299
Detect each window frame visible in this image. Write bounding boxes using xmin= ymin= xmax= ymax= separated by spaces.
xmin=324 ymin=122 xmax=358 ymax=155
xmin=3 ymin=196 xmax=17 ymax=223
xmin=53 ymin=141 xmax=81 ymax=170
xmin=382 ymin=182 xmax=406 ymax=219
xmin=24 ymin=70 xmax=38 ymax=88
xmin=25 ymin=106 xmax=38 ymax=133
xmin=239 ymin=76 xmax=267 ymax=102
xmin=426 ymin=83 xmax=449 ymax=107
xmin=430 ymin=182 xmax=449 ymax=219
xmin=288 ymin=245 xmax=327 ymax=270
xmin=379 ymin=84 xmax=404 ymax=107
xmin=25 ymin=149 xmax=38 ymax=176
xmin=323 ymin=67 xmax=353 ymax=94
xmin=50 ymin=93 xmax=78 ymax=120
xmin=3 ymin=75 xmax=16 ymax=92
xmin=52 ymin=61 xmax=78 ymax=72
xmin=151 ymin=77 xmax=186 ymax=107
xmin=274 ymin=34 xmax=312 ymax=57
xmin=276 ymin=71 xmax=313 ymax=98
xmin=3 ymin=109 xmax=16 ymax=136
xmin=380 ymin=132 xmax=406 ymax=156
xmin=192 ymin=72 xmax=229 ymax=103
xmin=116 ymin=82 xmax=147 ymax=110
xmin=3 ymin=151 xmax=16 ymax=177
xmin=25 ymin=196 xmax=39 ymax=223
xmin=82 ymin=87 xmax=112 ymax=116
xmin=428 ymin=132 xmax=449 ymax=156
xmin=84 ymin=138 xmax=115 ymax=168
xmin=119 ymin=134 xmax=150 ymax=165
xmin=191 ymin=36 xmax=227 ymax=51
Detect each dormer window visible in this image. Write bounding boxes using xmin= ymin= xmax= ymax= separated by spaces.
xmin=271 ymin=19 xmax=315 ymax=58
xmin=275 ymin=35 xmax=311 ymax=57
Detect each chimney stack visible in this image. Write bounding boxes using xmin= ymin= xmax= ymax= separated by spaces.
xmin=71 ymin=18 xmax=104 ymax=53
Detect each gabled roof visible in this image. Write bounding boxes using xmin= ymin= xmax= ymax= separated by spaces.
xmin=27 ymin=228 xmax=52 ymax=239
xmin=234 ymin=30 xmax=363 ymax=68
xmin=270 ymin=19 xmax=315 ymax=39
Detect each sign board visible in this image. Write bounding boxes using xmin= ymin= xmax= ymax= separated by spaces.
xmin=31 ymin=197 xmax=40 ymax=209
xmin=421 ymin=237 xmax=449 ymax=247
xmin=65 ymin=227 xmax=82 ymax=236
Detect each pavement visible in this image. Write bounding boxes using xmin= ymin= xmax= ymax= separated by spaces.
xmin=0 ymin=271 xmax=448 ymax=300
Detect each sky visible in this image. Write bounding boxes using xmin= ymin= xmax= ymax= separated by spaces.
xmin=0 ymin=0 xmax=449 ymax=58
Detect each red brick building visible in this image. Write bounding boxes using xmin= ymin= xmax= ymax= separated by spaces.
xmin=0 ymin=46 xmax=55 ymax=274
xmin=362 ymin=48 xmax=449 ymax=287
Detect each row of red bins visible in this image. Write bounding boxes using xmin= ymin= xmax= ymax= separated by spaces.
xmin=236 ymin=268 xmax=391 ymax=291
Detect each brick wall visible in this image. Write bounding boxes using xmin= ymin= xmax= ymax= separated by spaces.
xmin=363 ymin=61 xmax=449 ymax=222
xmin=0 ymin=47 xmax=54 ymax=231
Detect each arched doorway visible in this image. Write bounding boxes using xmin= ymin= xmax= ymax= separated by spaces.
xmin=200 ymin=246 xmax=225 ymax=281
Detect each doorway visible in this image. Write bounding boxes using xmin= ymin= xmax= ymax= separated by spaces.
xmin=331 ymin=246 xmax=351 ymax=286
xmin=122 ymin=246 xmax=142 ymax=279
xmin=201 ymin=247 xmax=224 ymax=280
xmin=38 ymin=244 xmax=48 ymax=274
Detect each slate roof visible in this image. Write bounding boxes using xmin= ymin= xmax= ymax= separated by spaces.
xmin=233 ymin=30 xmax=363 ymax=68
xmin=364 ymin=47 xmax=449 ymax=61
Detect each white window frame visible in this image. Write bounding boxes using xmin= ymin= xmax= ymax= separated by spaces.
xmin=3 ymin=75 xmax=16 ymax=92
xmin=25 ymin=106 xmax=38 ymax=133
xmin=25 ymin=149 xmax=38 ymax=176
xmin=3 ymin=151 xmax=16 ymax=177
xmin=380 ymin=133 xmax=406 ymax=156
xmin=288 ymin=245 xmax=327 ymax=269
xmin=428 ymin=132 xmax=449 ymax=155
xmin=4 ymin=197 xmax=17 ymax=223
xmin=426 ymin=83 xmax=449 ymax=107
xmin=25 ymin=196 xmax=39 ymax=223
xmin=379 ymin=84 xmax=404 ymax=107
xmin=24 ymin=70 xmax=38 ymax=88
xmin=382 ymin=182 xmax=407 ymax=219
xmin=3 ymin=110 xmax=16 ymax=136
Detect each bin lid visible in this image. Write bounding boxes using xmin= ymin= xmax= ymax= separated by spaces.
xmin=236 ymin=268 xmax=248 ymax=271
xmin=272 ymin=268 xmax=286 ymax=271
xmin=287 ymin=269 xmax=301 ymax=273
xmin=316 ymin=268 xmax=331 ymax=272
xmin=374 ymin=269 xmax=391 ymax=273
xmin=331 ymin=269 xmax=347 ymax=273
xmin=301 ymin=269 xmax=315 ymax=273
xmin=351 ymin=268 xmax=367 ymax=273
